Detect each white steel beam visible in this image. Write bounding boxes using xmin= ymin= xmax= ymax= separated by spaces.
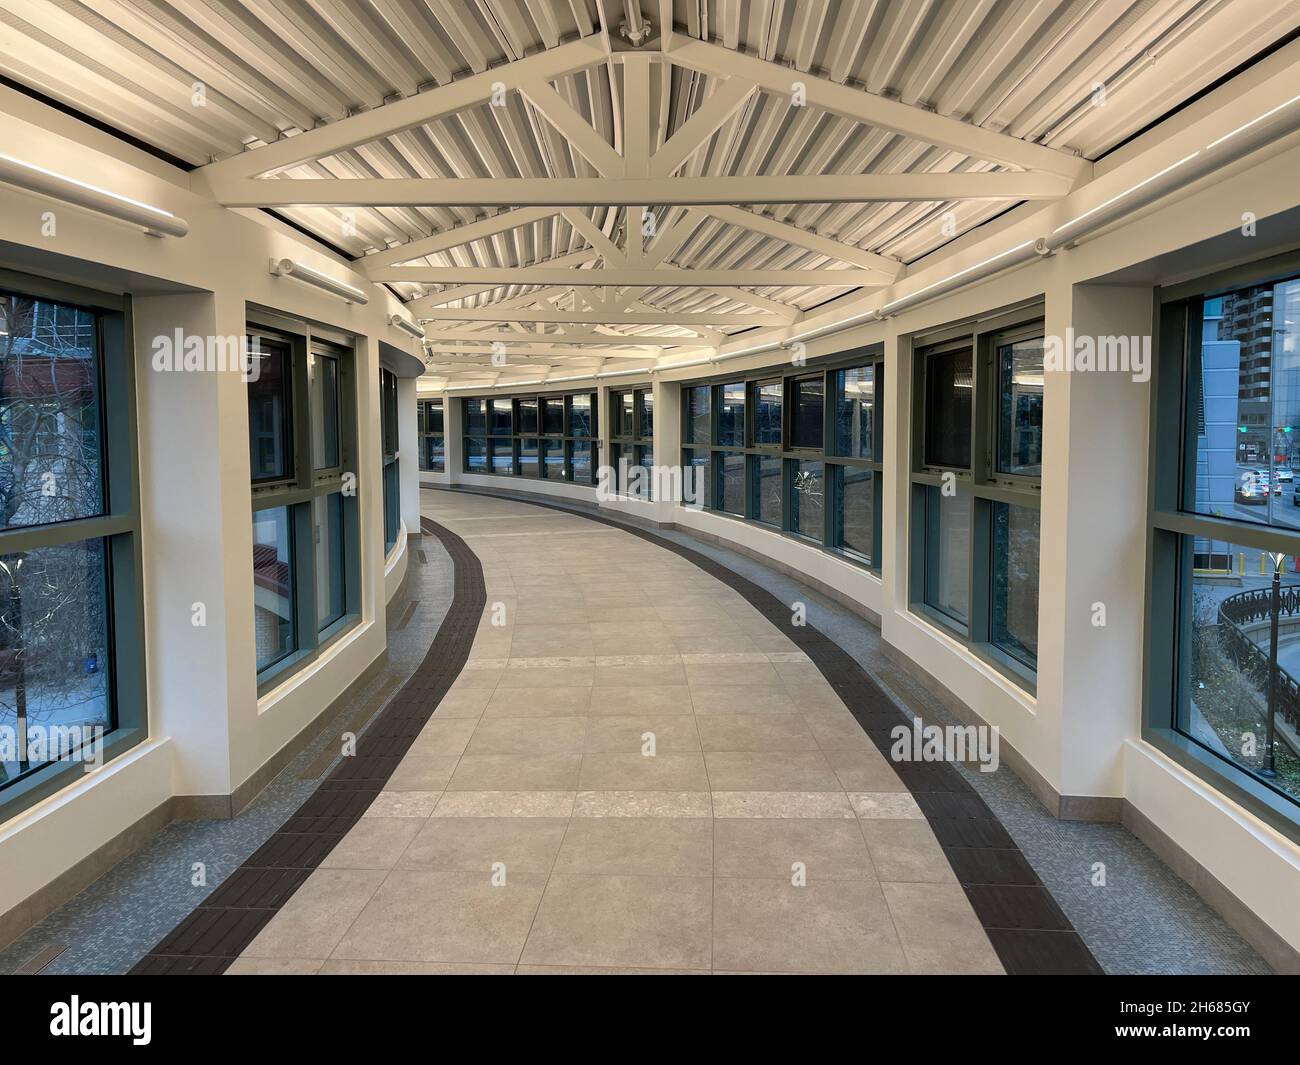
xmin=213 ymin=171 xmax=1071 ymax=207
xmin=377 ymin=265 xmax=883 ymax=286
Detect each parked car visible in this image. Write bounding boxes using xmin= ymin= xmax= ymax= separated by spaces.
xmin=1237 ymin=474 xmax=1269 ymax=504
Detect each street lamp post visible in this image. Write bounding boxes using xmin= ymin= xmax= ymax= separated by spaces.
xmin=1263 ymin=552 xmax=1283 ymax=778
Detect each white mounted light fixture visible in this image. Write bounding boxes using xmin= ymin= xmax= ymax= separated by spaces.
xmin=0 ymin=152 xmax=188 ymax=237
xmin=388 ymin=313 xmax=426 ymax=340
xmin=269 ymin=258 xmax=369 ymax=305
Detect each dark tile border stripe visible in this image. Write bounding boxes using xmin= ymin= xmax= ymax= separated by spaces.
xmin=433 ymin=486 xmax=1103 ymax=976
xmin=129 ymin=518 xmax=485 ymax=975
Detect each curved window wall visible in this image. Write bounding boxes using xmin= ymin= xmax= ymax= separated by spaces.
xmin=1149 ymin=255 xmax=1300 ymax=831
xmin=679 ymin=347 xmax=884 ymax=571
xmin=461 ymin=390 xmax=598 ymax=484
xmin=0 ymin=271 xmax=145 ymax=818
xmin=909 ymin=307 xmax=1044 ymax=687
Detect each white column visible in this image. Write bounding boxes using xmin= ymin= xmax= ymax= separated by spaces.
xmin=396 ymin=376 xmax=419 ymax=534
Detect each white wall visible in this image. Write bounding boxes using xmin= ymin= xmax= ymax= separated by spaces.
xmin=0 ymin=87 xmax=423 ymax=921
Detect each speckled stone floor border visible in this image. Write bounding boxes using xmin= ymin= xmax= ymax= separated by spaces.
xmin=427 ymin=485 xmax=1102 ymax=976
xmin=127 ymin=517 xmax=485 ymax=975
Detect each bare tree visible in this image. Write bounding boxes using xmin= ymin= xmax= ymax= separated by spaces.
xmin=0 ymin=295 xmax=108 ymax=780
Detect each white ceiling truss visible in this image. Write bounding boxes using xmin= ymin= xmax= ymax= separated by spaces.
xmin=0 ymin=1 xmax=1295 ymax=384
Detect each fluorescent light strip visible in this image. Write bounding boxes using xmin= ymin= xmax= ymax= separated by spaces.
xmin=0 ymin=153 xmax=175 ymax=218
xmin=881 ymin=240 xmax=1037 ymax=312
xmin=1053 ymin=153 xmax=1199 ymax=235
xmin=1207 ymin=92 xmax=1300 ymax=150
xmin=596 ymin=366 xmax=652 ymax=378
xmin=270 ymin=258 xmax=369 ymax=305
xmin=0 ymin=153 xmax=187 ymax=237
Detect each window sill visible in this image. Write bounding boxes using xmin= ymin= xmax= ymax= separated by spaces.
xmin=256 ymin=613 xmax=365 ymax=706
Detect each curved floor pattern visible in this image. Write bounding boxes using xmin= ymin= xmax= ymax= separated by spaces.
xmin=128 ymin=518 xmax=485 ymax=974
xmin=219 ymin=491 xmax=1098 ymax=975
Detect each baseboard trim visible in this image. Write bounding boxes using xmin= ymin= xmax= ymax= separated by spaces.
xmin=0 ymin=796 xmax=175 ymax=953
xmin=1121 ymin=801 xmax=1299 ymax=974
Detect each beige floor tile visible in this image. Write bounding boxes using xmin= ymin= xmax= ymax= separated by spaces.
xmin=670 ymin=630 xmax=763 ymax=655
xmin=592 ymin=660 xmax=687 ymax=687
xmin=432 ymin=790 xmax=576 ymax=818
xmin=703 ymin=750 xmax=842 ymax=791
xmin=321 ymin=818 xmax=423 ymax=870
xmin=386 ymin=754 xmax=459 ymax=792
xmin=578 ymin=752 xmax=710 ymax=791
xmin=712 ymin=878 xmax=907 ymax=974
xmin=447 ymin=753 xmax=582 ymax=791
xmin=497 ymin=660 xmax=595 ymax=688
xmin=484 ymin=686 xmax=592 ymax=717
xmin=318 ymin=960 xmax=514 ymax=975
xmin=330 ymin=870 xmax=547 ymax=964
xmin=824 ymin=748 xmax=909 ymax=791
xmin=714 ymin=819 xmax=877 ymax=881
xmin=465 ymin=716 xmax=589 ymax=756
xmin=400 ymin=816 xmax=568 ymax=875
xmin=849 ymin=792 xmax=925 ymax=819
xmin=455 ymin=661 xmax=506 ymax=688
xmin=243 ymin=868 xmax=386 ymax=959
xmin=434 ymin=688 xmax=491 ymax=719
xmin=573 ymin=790 xmax=713 ymax=817
xmin=711 ymin=791 xmax=856 ymax=819
xmin=553 ymin=818 xmax=713 ymax=876
xmin=858 ymin=819 xmax=957 ymax=883
xmin=593 ymin=632 xmax=681 ymax=656
xmin=410 ymin=718 xmax=478 ymax=757
xmin=509 ymin=624 xmax=595 ymax=659
xmin=521 ymin=874 xmax=712 ymax=970
xmin=515 ymin=964 xmax=707 ymax=975
xmin=225 ymin=957 xmax=324 ymax=975
xmin=588 ymin=686 xmax=693 ymax=715
xmin=583 ymin=715 xmax=701 ymax=753
xmin=881 ymin=881 xmax=1004 ymax=974
xmin=363 ymin=791 xmax=441 ymax=818
xmin=696 ymin=715 xmax=819 ymax=752
xmin=685 ymin=660 xmax=780 ymax=687
xmin=805 ymin=715 xmax=878 ymax=751
xmin=689 ymin=686 xmax=797 ymax=715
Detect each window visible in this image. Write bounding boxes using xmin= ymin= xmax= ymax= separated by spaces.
xmin=609 ymin=387 xmax=653 ymax=499
xmin=249 ymin=322 xmax=360 ymax=687
xmin=248 ymin=337 xmax=293 ymax=482
xmin=790 ymin=375 xmax=825 ymax=450
xmin=461 ymin=389 xmax=597 ymax=484
xmin=417 ymin=398 xmax=444 ymax=472
xmin=1149 ymin=263 xmax=1300 ymax=825
xmin=0 ymin=277 xmax=144 ymax=815
xmin=680 ymin=348 xmax=884 ymax=570
xmin=380 ymin=367 xmax=400 ymax=554
xmin=911 ymin=312 xmax=1043 ymax=685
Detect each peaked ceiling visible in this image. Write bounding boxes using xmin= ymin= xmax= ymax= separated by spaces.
xmin=1 ymin=0 xmax=1296 ymax=385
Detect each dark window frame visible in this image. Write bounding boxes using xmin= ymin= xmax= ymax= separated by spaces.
xmin=417 ymin=397 xmax=445 ymax=472
xmin=249 ymin=314 xmax=361 ymax=692
xmin=0 ymin=269 xmax=146 ymax=822
xmin=679 ymin=345 xmax=885 ymax=572
xmin=909 ymin=305 xmax=1044 ymax=691
xmin=460 ymin=388 xmax=599 ymax=485
xmin=1146 ymin=249 xmax=1300 ymax=841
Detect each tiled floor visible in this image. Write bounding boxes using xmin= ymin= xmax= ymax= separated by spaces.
xmin=229 ymin=493 xmax=1003 ymax=975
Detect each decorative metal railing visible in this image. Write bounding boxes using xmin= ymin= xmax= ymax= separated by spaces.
xmin=1217 ymin=587 xmax=1300 ymax=732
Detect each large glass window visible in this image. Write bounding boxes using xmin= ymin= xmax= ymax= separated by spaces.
xmin=380 ymin=367 xmax=400 ymax=555
xmin=1151 ymin=267 xmax=1300 ymax=823
xmin=461 ymin=389 xmax=597 ymax=484
xmin=417 ymin=398 xmax=444 ymax=472
xmin=249 ymin=324 xmax=360 ymax=686
xmin=0 ymin=280 xmax=143 ymax=812
xmin=790 ymin=375 xmax=825 ymax=450
xmin=911 ymin=313 xmax=1043 ymax=684
xmin=248 ymin=337 xmax=293 ymax=483
xmin=609 ymin=387 xmax=654 ymax=499
xmin=680 ymin=348 xmax=884 ymax=570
